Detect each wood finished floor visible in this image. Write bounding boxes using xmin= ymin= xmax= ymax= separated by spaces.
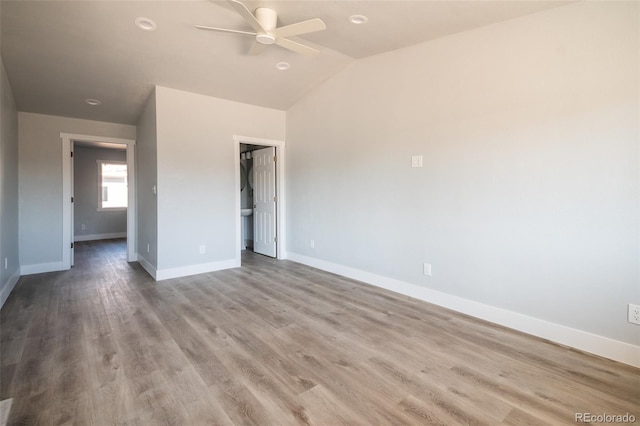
xmin=1 ymin=239 xmax=638 ymax=425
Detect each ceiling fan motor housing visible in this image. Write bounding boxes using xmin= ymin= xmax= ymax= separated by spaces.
xmin=255 ymin=7 xmax=277 ymax=44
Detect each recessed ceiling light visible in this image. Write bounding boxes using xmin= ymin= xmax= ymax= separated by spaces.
xmin=276 ymin=62 xmax=290 ymax=71
xmin=85 ymin=99 xmax=101 ymax=106
xmin=349 ymin=14 xmax=368 ymax=25
xmin=135 ymin=17 xmax=157 ymax=31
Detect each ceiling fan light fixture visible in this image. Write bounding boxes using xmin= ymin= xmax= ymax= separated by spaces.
xmin=349 ymin=14 xmax=368 ymax=24
xmin=256 ymin=33 xmax=276 ymax=45
xmin=135 ymin=17 xmax=157 ymax=31
xmin=85 ymin=98 xmax=101 ymax=106
xmin=275 ymin=62 xmax=290 ymax=71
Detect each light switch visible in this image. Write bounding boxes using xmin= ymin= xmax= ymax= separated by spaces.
xmin=423 ymin=263 xmax=432 ymax=276
xmin=411 ymin=155 xmax=423 ymax=168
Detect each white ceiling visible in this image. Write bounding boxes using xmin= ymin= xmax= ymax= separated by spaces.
xmin=74 ymin=140 xmax=127 ymax=151
xmin=1 ymin=0 xmax=572 ymax=125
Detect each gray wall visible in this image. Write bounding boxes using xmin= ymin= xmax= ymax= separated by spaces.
xmin=136 ymin=89 xmax=158 ymax=269
xmin=18 ymin=112 xmax=136 ymax=268
xmin=73 ymin=146 xmax=127 ymax=240
xmin=0 ymin=56 xmax=20 ymax=306
xmin=286 ymin=1 xmax=639 ymax=344
xmin=154 ymin=86 xmax=285 ymax=270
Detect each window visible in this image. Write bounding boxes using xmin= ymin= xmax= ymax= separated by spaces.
xmin=98 ymin=161 xmax=127 ymax=210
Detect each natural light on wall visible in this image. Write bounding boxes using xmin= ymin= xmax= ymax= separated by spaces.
xmin=98 ymin=161 xmax=127 ymax=210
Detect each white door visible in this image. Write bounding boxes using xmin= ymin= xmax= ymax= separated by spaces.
xmin=253 ymin=147 xmax=277 ymax=257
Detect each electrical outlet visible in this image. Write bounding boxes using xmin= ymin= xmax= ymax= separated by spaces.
xmin=199 ymin=245 xmax=206 ymax=255
xmin=81 ymin=224 xmax=86 ymax=230
xmin=423 ymin=263 xmax=432 ymax=276
xmin=628 ymin=304 xmax=640 ymax=325
xmin=4 ymin=258 xmax=7 ymax=270
xmin=146 ymin=243 xmax=150 ymax=253
xmin=310 ymin=240 xmax=315 ymax=249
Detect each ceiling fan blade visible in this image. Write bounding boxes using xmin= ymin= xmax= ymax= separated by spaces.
xmin=275 ymin=37 xmax=319 ymax=56
xmin=195 ymin=25 xmax=256 ymax=36
xmin=228 ymin=0 xmax=265 ymax=33
xmin=248 ymin=41 xmax=267 ymax=55
xmin=271 ymin=18 xmax=326 ymax=38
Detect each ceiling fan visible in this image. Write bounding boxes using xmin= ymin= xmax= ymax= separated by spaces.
xmin=196 ymin=0 xmax=326 ymax=56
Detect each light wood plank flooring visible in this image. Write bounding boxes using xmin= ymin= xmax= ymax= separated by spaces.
xmin=1 ymin=239 xmax=638 ymax=425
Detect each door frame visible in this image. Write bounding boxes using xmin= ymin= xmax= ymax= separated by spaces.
xmin=233 ymin=135 xmax=286 ymax=262
xmin=61 ymin=133 xmax=136 ymax=269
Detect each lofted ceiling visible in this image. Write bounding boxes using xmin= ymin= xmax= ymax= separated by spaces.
xmin=1 ymin=0 xmax=571 ymax=125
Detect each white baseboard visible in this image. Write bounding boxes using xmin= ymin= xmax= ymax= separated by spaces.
xmin=155 ymin=258 xmax=240 ymax=281
xmin=74 ymin=232 xmax=126 ymax=242
xmin=137 ymin=254 xmax=157 ymax=280
xmin=0 ymin=269 xmax=20 ymax=310
xmin=286 ymin=252 xmax=640 ymax=368
xmin=20 ymin=261 xmax=66 ymax=276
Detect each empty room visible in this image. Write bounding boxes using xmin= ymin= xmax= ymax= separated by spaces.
xmin=0 ymin=0 xmax=638 ymax=424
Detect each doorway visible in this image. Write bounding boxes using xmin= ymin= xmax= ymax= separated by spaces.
xmin=234 ymin=135 xmax=285 ymax=263
xmin=72 ymin=142 xmax=128 ymax=265
xmin=61 ymin=133 xmax=136 ymax=269
xmin=240 ymin=145 xmax=277 ymax=257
